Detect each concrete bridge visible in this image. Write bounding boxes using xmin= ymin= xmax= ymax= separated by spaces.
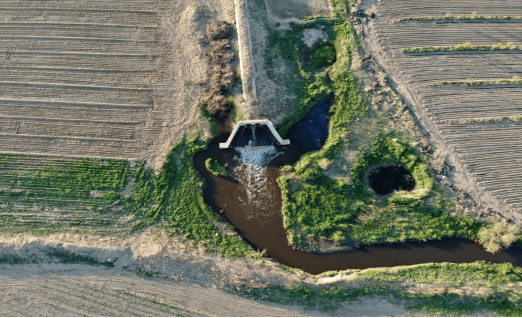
xmin=219 ymin=119 xmax=290 ymax=149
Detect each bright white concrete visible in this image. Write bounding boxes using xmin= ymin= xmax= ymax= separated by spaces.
xmin=219 ymin=119 xmax=290 ymax=148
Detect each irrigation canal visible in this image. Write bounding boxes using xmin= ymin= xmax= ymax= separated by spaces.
xmin=193 ymin=97 xmax=522 ymax=275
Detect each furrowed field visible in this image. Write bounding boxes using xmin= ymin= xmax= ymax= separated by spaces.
xmin=0 ymin=154 xmax=130 ymax=235
xmin=364 ymin=0 xmax=522 ymax=222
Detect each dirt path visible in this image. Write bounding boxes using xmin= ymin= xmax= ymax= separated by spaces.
xmin=0 ymin=231 xmax=409 ymax=316
xmin=0 ymin=264 xmax=407 ymax=317
xmin=0 ymin=264 xmax=311 ymax=317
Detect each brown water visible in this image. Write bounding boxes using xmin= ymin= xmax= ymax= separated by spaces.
xmin=193 ymin=134 xmax=522 ymax=275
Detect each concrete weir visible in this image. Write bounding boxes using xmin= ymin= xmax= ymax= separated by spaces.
xmin=219 ymin=120 xmax=290 ymax=149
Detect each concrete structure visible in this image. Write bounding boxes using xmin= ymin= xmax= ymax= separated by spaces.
xmin=219 ymin=120 xmax=290 ymax=149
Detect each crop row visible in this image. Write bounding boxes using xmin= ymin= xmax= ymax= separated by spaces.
xmin=398 ymin=12 xmax=522 ymax=22
xmin=374 ymin=0 xmax=522 ymax=22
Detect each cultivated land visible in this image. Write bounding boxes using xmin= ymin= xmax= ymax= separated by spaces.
xmin=360 ymin=0 xmax=522 ymax=223
xmin=0 ymin=0 xmax=226 ymax=168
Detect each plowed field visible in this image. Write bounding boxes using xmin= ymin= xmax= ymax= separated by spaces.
xmin=363 ymin=0 xmax=522 ymax=222
xmin=0 ymin=0 xmax=221 ymax=166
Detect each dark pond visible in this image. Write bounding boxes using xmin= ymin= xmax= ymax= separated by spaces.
xmin=368 ymin=165 xmax=416 ymax=195
xmin=283 ymin=95 xmax=333 ymax=152
xmin=193 ymin=96 xmax=522 ymax=275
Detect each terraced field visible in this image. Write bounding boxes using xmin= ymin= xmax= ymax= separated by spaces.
xmin=0 ymin=0 xmax=214 ymax=164
xmin=363 ymin=0 xmax=522 ymax=222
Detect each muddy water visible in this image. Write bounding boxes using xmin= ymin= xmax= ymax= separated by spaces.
xmin=193 ymin=135 xmax=522 ymax=275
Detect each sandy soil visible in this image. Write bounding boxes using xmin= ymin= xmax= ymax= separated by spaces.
xmin=0 ymin=231 xmax=407 ymax=317
xmin=357 ymin=0 xmax=522 ymax=224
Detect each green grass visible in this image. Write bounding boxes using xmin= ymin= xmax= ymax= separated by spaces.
xmin=272 ymin=0 xmax=493 ymax=250
xmin=401 ymin=42 xmax=520 ymax=53
xmin=122 ymin=137 xmax=255 ymax=258
xmin=308 ymin=44 xmax=336 ymax=69
xmin=0 ymin=154 xmax=131 ymax=235
xmin=237 ymin=261 xmax=522 ymax=316
xmin=399 ymin=12 xmax=522 ymax=22
xmin=46 ymin=247 xmax=115 ymax=267
xmin=433 ymin=75 xmax=522 ymax=87
xmin=205 ymin=158 xmax=226 ymax=177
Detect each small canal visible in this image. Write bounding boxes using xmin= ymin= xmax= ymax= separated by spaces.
xmin=193 ymin=97 xmax=522 ymax=275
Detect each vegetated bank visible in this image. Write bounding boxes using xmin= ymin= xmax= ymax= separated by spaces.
xmin=265 ymin=2 xmax=522 ymax=254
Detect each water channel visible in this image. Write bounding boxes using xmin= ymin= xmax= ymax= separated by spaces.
xmin=193 ymin=97 xmax=522 ymax=275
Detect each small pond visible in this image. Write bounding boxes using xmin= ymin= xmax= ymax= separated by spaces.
xmin=368 ymin=165 xmax=416 ymax=195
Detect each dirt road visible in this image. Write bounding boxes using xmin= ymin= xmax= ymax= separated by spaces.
xmin=0 ymin=264 xmax=311 ymax=317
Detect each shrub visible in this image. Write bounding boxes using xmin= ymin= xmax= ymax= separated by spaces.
xmin=493 ymin=43 xmax=503 ymax=50
xmin=478 ymin=222 xmax=520 ymax=253
xmin=509 ymin=114 xmax=521 ymax=121
xmin=205 ymin=158 xmax=226 ymax=177
xmin=309 ymin=44 xmax=337 ymax=69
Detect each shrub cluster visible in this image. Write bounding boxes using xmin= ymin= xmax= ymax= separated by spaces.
xmin=399 ymin=12 xmax=522 ymax=22
xmin=199 ymin=20 xmax=237 ymax=120
xmin=401 ymin=42 xmax=519 ymax=53
xmin=433 ymin=75 xmax=522 ymax=87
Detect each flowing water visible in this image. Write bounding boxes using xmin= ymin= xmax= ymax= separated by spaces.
xmin=193 ymin=96 xmax=522 ymax=275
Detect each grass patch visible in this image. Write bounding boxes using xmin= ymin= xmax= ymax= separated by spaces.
xmin=399 ymin=12 xmax=522 ymax=22
xmin=238 ymin=261 xmax=522 ymax=316
xmin=46 ymin=247 xmax=115 ymax=267
xmin=0 ymin=154 xmax=131 ymax=236
xmin=205 ymin=158 xmax=226 ymax=177
xmin=122 ymin=137 xmax=255 ymax=258
xmin=401 ymin=42 xmax=520 ymax=53
xmin=433 ymin=75 xmax=522 ymax=87
xmin=274 ymin=1 xmax=493 ymax=250
xmin=308 ymin=44 xmax=336 ymax=69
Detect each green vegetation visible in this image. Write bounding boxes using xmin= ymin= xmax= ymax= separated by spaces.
xmin=0 ymin=154 xmax=131 ymax=235
xmin=270 ymin=0 xmax=362 ymax=136
xmin=477 ymin=222 xmax=520 ymax=253
xmin=433 ymin=75 xmax=522 ymax=87
xmin=399 ymin=12 xmax=522 ymax=22
xmin=271 ymin=0 xmax=490 ymax=250
xmin=205 ymin=158 xmax=227 ymax=177
xmin=0 ymin=248 xmax=114 ymax=267
xmin=122 ymin=137 xmax=255 ymax=258
xmin=401 ymin=42 xmax=520 ymax=53
xmin=239 ymin=261 xmax=522 ymax=316
xmin=280 ymin=136 xmax=484 ymax=249
xmin=308 ymin=44 xmax=336 ymax=69
xmin=47 ymin=248 xmax=115 ymax=267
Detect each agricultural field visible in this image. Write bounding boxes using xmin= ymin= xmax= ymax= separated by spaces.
xmin=362 ymin=0 xmax=522 ymax=223
xmin=0 ymin=0 xmax=226 ymax=168
xmin=0 ymin=154 xmax=130 ymax=236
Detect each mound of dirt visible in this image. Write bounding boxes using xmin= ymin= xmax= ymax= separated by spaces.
xmin=199 ymin=20 xmax=238 ymax=120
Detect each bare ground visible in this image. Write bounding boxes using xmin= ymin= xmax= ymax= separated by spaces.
xmin=0 ymin=230 xmax=407 ymax=317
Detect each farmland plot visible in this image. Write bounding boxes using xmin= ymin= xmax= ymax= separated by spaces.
xmin=0 ymin=154 xmax=131 ymax=235
xmin=363 ymin=0 xmax=522 ymax=222
xmin=0 ymin=0 xmax=223 ymax=167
